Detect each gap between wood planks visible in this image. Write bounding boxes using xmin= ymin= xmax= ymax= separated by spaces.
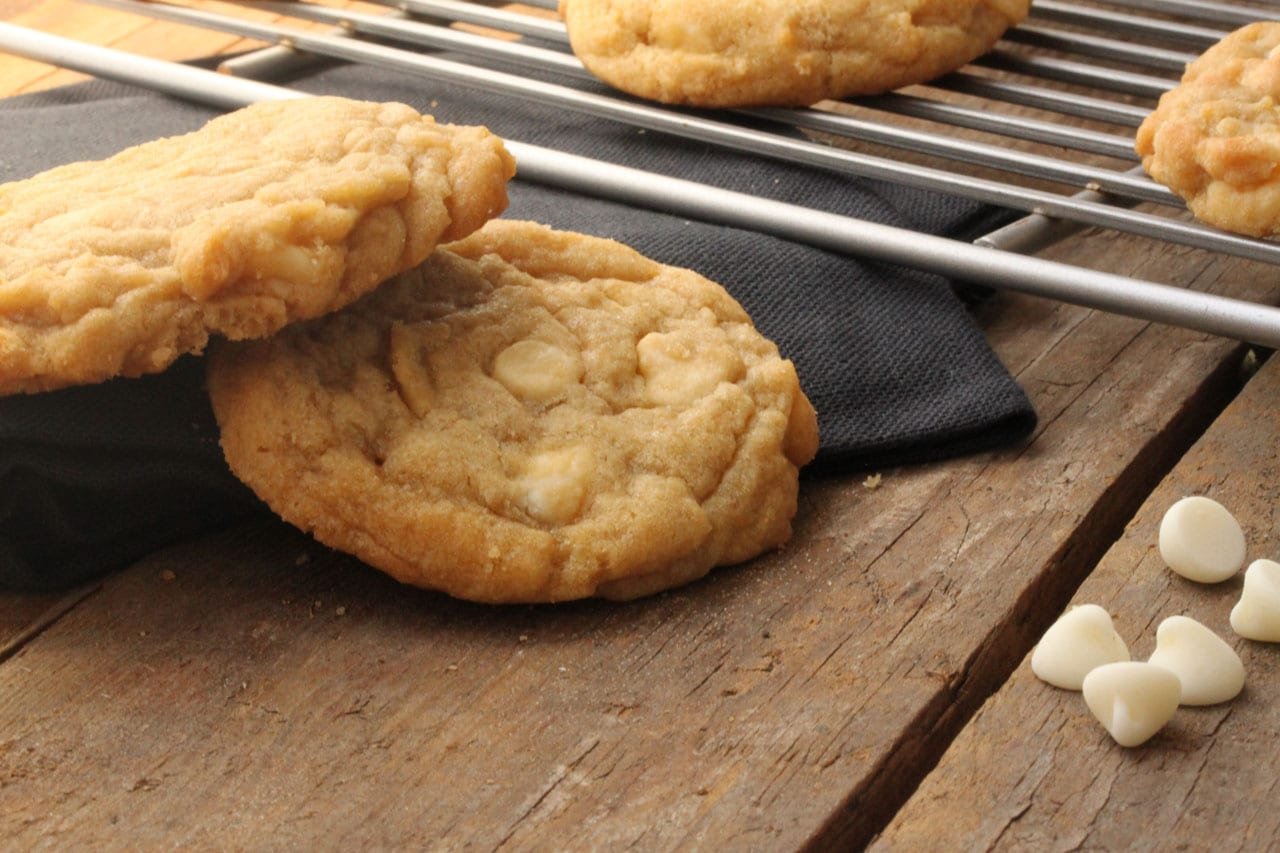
xmin=0 ymin=583 xmax=102 ymax=666
xmin=803 ymin=344 xmax=1263 ymax=850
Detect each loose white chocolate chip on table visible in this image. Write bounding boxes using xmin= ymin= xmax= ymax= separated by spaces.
xmin=1031 ymin=604 xmax=1131 ymax=690
xmin=492 ymin=339 xmax=584 ymax=402
xmin=1158 ymin=496 xmax=1246 ymax=583
xmin=1147 ymin=615 xmax=1245 ymax=706
xmin=1081 ymin=662 xmax=1181 ymax=748
xmin=1231 ymin=558 xmax=1280 ymax=642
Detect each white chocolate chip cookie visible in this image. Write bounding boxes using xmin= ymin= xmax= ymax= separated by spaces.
xmin=207 ymin=220 xmax=819 ymax=603
xmin=0 ymin=97 xmax=514 ymax=394
xmin=1136 ymin=22 xmax=1280 ymax=237
xmin=559 ymin=0 xmax=1031 ymax=107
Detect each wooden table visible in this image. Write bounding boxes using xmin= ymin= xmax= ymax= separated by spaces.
xmin=3 ymin=3 xmax=1278 ymax=850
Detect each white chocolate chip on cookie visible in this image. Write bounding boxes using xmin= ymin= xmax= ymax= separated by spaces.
xmin=637 ymin=328 xmax=744 ymax=406
xmin=389 ymin=321 xmax=451 ymax=418
xmin=517 ymin=446 xmax=594 ymax=525
xmin=493 ymin=338 xmax=584 ymax=402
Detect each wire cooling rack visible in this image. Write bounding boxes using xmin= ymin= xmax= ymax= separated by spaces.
xmin=3 ymin=0 xmax=1280 ymax=345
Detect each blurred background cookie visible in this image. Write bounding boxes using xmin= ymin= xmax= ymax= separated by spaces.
xmin=1136 ymin=22 xmax=1280 ymax=238
xmin=208 ymin=220 xmax=819 ymax=604
xmin=559 ymin=0 xmax=1031 ymax=107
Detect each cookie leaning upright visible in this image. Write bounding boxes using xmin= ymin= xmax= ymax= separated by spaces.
xmin=559 ymin=0 xmax=1031 ymax=107
xmin=0 ymin=97 xmax=515 ymax=395
xmin=1136 ymin=23 xmax=1280 ymax=237
xmin=208 ymin=220 xmax=819 ymax=604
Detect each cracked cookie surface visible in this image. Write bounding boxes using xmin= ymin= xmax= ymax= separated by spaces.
xmin=208 ymin=220 xmax=819 ymax=603
xmin=0 ymin=96 xmax=514 ymax=394
xmin=1136 ymin=22 xmax=1280 ymax=237
xmin=559 ymin=0 xmax=1030 ymax=107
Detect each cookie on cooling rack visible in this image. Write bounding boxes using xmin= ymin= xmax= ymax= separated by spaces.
xmin=1136 ymin=22 xmax=1280 ymax=237
xmin=208 ymin=220 xmax=820 ymax=604
xmin=558 ymin=0 xmax=1031 ymax=107
xmin=0 ymin=96 xmax=514 ymax=395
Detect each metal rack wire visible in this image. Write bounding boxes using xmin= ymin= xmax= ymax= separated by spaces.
xmin=3 ymin=0 xmax=1280 ymax=345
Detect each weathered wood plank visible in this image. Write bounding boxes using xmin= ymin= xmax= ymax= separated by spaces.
xmin=0 ymin=226 xmax=1273 ymax=848
xmin=0 ymin=0 xmax=150 ymax=94
xmin=875 ymin=350 xmax=1280 ymax=851
xmin=0 ymin=586 xmax=96 ymax=655
xmin=0 ymin=1 xmax=373 ymax=94
xmin=4 ymin=5 xmax=1280 ymax=847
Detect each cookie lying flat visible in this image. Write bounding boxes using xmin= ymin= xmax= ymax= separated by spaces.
xmin=559 ymin=0 xmax=1030 ymax=107
xmin=208 ymin=220 xmax=819 ymax=603
xmin=1136 ymin=23 xmax=1280 ymax=237
xmin=0 ymin=97 xmax=514 ymax=395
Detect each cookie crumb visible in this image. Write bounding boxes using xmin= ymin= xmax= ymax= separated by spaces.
xmin=335 ymin=606 xmax=347 ymax=617
xmin=159 ymin=569 xmax=176 ymax=582
xmin=863 ymin=474 xmax=883 ymax=489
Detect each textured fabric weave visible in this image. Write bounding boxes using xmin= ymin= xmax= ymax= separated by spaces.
xmin=0 ymin=58 xmax=1034 ymax=589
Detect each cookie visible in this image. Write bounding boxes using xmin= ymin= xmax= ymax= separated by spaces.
xmin=208 ymin=220 xmax=819 ymax=603
xmin=1136 ymin=22 xmax=1280 ymax=237
xmin=0 ymin=97 xmax=515 ymax=395
xmin=559 ymin=0 xmax=1031 ymax=107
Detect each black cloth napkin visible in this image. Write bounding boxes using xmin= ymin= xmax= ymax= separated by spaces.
xmin=0 ymin=59 xmax=1035 ymax=590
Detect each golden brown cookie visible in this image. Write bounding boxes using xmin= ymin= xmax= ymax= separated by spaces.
xmin=559 ymin=0 xmax=1031 ymax=107
xmin=1136 ymin=22 xmax=1280 ymax=237
xmin=0 ymin=97 xmax=514 ymax=395
xmin=208 ymin=220 xmax=819 ymax=603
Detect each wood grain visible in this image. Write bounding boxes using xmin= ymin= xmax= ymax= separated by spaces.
xmin=2 ymin=3 xmax=1279 ymax=848
xmin=874 ymin=351 xmax=1280 ymax=851
xmin=0 ymin=1 xmax=380 ymax=94
xmin=0 ymin=235 xmax=1274 ymax=847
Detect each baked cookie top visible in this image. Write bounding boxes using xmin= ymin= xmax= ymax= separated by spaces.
xmin=208 ymin=220 xmax=819 ymax=604
xmin=559 ymin=0 xmax=1031 ymax=107
xmin=1136 ymin=22 xmax=1280 ymax=237
xmin=0 ymin=97 xmax=514 ymax=395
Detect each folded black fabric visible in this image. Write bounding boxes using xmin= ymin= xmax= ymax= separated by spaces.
xmin=0 ymin=58 xmax=1035 ymax=590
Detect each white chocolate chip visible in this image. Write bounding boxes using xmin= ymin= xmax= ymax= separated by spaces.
xmin=517 ymin=447 xmax=593 ymax=525
xmin=1147 ymin=615 xmax=1245 ymax=706
xmin=1031 ymin=604 xmax=1130 ymax=690
xmin=492 ymin=339 xmax=583 ymax=402
xmin=388 ymin=321 xmax=450 ymax=419
xmin=1158 ymin=496 xmax=1246 ymax=583
xmin=637 ymin=329 xmax=743 ymax=406
xmin=1231 ymin=558 xmax=1280 ymax=642
xmin=1081 ymin=661 xmax=1181 ymax=748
